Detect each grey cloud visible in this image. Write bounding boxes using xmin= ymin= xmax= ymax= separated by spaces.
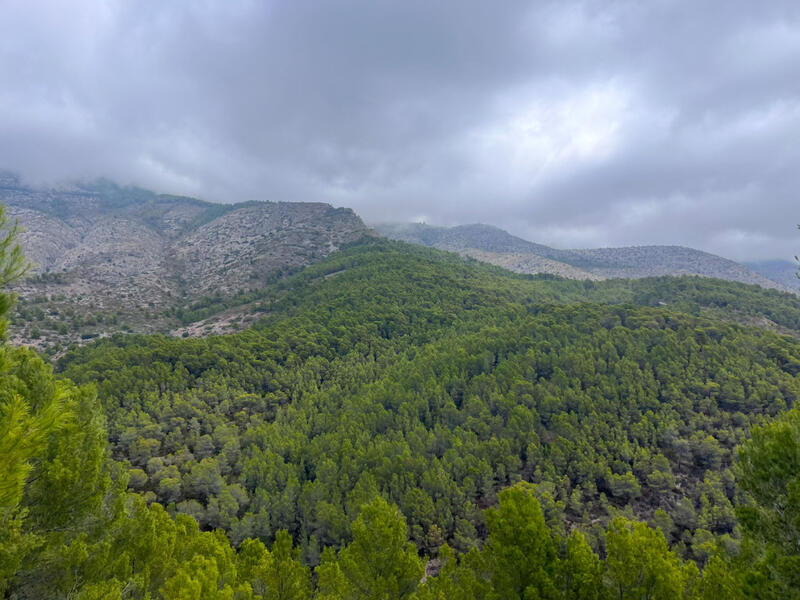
xmin=0 ymin=0 xmax=798 ymax=260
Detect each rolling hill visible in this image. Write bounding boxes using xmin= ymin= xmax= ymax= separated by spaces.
xmin=375 ymin=222 xmax=793 ymax=292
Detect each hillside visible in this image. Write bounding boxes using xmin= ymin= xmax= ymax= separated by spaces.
xmin=43 ymin=237 xmax=800 ymax=595
xmin=3 ymin=180 xmax=800 ymax=594
xmin=6 ymin=175 xmax=794 ymax=356
xmin=58 ymin=239 xmax=800 ymax=546
xmin=1 ymin=175 xmax=367 ymax=349
xmin=375 ymin=222 xmax=793 ymax=292
xmin=5 ymin=234 xmax=800 ymax=596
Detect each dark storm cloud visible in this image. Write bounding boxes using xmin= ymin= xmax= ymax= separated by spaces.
xmin=1 ymin=0 xmax=798 ymax=260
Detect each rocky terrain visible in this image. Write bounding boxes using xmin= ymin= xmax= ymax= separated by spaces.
xmin=375 ymin=222 xmax=794 ymax=292
xmin=1 ymin=174 xmax=368 ymax=351
xmin=456 ymin=249 xmax=602 ymax=280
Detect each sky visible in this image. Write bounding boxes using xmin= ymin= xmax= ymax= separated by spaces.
xmin=1 ymin=1 xmax=799 ymax=261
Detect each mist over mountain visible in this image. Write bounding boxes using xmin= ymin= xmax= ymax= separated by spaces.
xmin=2 ymin=177 xmax=800 ymax=599
xmin=4 ymin=173 xmax=797 ymax=353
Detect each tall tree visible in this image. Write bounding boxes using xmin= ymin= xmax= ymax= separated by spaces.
xmin=0 ymin=203 xmax=110 ymax=596
xmin=604 ymin=517 xmax=697 ymax=600
xmin=737 ymin=408 xmax=800 ymax=598
xmin=317 ymin=496 xmax=423 ymax=600
xmin=482 ymin=482 xmax=560 ymax=600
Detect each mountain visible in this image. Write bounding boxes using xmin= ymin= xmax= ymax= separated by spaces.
xmin=744 ymin=258 xmax=799 ymax=291
xmin=376 ymin=222 xmax=564 ymax=257
xmin=1 ymin=176 xmax=367 ymax=349
xmin=4 ymin=170 xmax=796 ymax=354
xmin=375 ymin=222 xmax=793 ymax=292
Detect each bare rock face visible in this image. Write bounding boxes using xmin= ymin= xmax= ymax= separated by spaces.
xmin=176 ymin=202 xmax=362 ymax=295
xmin=1 ymin=178 xmax=368 ymax=349
xmin=6 ymin=206 xmax=82 ymax=270
xmin=566 ymin=245 xmax=790 ymax=290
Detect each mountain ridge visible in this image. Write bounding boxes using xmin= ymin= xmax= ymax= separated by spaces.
xmin=374 ymin=221 xmax=794 ymax=292
xmin=3 ymin=176 xmax=797 ymax=353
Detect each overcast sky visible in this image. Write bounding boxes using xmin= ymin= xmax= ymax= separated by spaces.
xmin=1 ymin=1 xmax=799 ymax=260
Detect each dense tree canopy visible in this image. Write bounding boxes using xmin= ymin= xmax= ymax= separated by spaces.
xmin=56 ymin=240 xmax=800 ymax=560
xmin=2 ymin=235 xmax=800 ymax=597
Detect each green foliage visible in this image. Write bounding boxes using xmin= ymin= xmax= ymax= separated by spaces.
xmin=317 ymin=496 xmax=423 ymax=600
xmin=559 ymin=530 xmax=605 ymax=600
xmin=605 ymin=517 xmax=698 ymax=600
xmin=0 ymin=206 xmax=28 ymax=294
xmin=0 ymin=215 xmax=109 ymax=594
xmin=736 ymin=408 xmax=800 ymax=598
xmin=50 ymin=238 xmax=800 ymax=565
xmin=482 ymin=483 xmax=559 ymax=599
xmin=3 ymin=226 xmax=800 ymax=596
xmin=0 ymin=205 xmax=28 ymax=344
xmin=413 ymin=544 xmax=490 ymax=600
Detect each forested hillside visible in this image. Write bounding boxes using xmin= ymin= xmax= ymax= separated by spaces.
xmin=376 ymin=222 xmax=792 ymax=293
xmin=4 ymin=229 xmax=800 ymax=597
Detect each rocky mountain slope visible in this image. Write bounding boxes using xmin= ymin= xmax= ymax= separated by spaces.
xmin=375 ymin=222 xmax=793 ymax=292
xmin=1 ymin=174 xmax=367 ymax=350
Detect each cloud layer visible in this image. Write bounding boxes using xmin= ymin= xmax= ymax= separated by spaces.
xmin=1 ymin=0 xmax=799 ymax=260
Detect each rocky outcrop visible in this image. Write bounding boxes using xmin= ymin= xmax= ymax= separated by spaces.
xmin=175 ymin=202 xmax=363 ymax=295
